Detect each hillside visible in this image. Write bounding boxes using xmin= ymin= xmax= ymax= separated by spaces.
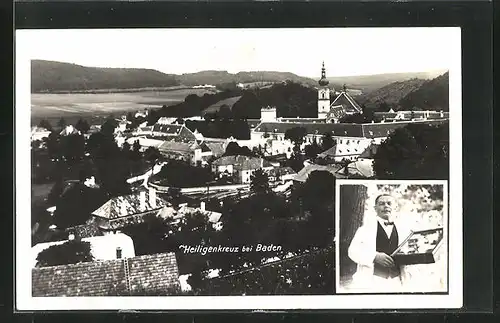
xmin=357 ymin=78 xmax=427 ymax=110
xmin=177 ymin=70 xmax=317 ymax=87
xmin=31 ymin=60 xmax=180 ymax=93
xmin=327 ymin=70 xmax=447 ymax=93
xmin=399 ymin=72 xmax=449 ymax=111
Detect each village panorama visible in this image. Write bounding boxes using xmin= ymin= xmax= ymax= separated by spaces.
xmin=30 ymin=61 xmax=450 ymax=297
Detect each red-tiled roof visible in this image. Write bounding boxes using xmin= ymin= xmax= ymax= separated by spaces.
xmin=32 ymin=252 xmax=180 ymax=297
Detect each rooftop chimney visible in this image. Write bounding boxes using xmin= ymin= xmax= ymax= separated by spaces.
xmin=149 ymin=188 xmax=157 ymax=208
xmin=140 ymin=191 xmax=146 ymax=211
xmin=200 ymin=201 xmax=206 ymax=211
xmin=120 ymin=200 xmax=127 ymax=216
xmin=116 ymin=247 xmax=122 ymax=259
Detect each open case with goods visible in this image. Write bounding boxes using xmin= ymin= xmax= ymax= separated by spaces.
xmin=391 ymin=228 xmax=444 ymax=266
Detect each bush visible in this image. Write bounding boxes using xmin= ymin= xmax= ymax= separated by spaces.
xmin=36 ymin=240 xmax=94 ymax=267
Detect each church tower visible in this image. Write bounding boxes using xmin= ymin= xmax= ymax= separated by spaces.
xmin=317 ymin=62 xmax=332 ymax=119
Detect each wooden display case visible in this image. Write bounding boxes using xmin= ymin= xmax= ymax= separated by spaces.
xmin=391 ymin=228 xmax=444 ymax=265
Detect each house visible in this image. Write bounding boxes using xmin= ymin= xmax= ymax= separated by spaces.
xmin=32 ymin=252 xmax=180 ymax=297
xmin=59 ymin=125 xmax=80 ymax=136
xmin=31 ymin=126 xmax=51 ymax=141
xmin=156 ymin=117 xmax=178 ymax=125
xmin=125 ymin=137 xmax=164 ymax=151
xmin=335 ymin=159 xmax=375 ymax=178
xmin=133 ymin=125 xmax=154 ymax=136
xmin=211 ymin=155 xmax=272 ymax=184
xmin=251 ymin=119 xmax=448 ymax=157
xmin=178 ymin=202 xmax=223 ymax=231
xmin=265 ymin=167 xmax=297 ymax=183
xmin=151 ymin=123 xmax=197 ymax=142
xmin=31 ymin=232 xmax=136 ymax=268
xmin=317 ymin=138 xmax=380 ymax=162
xmin=374 ymin=110 xmax=449 ymax=122
xmin=292 ymin=164 xmax=343 ymax=183
xmin=91 ymin=188 xmax=168 ymax=231
xmin=158 ymin=140 xmax=213 ymax=166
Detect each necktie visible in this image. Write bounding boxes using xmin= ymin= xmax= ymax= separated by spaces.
xmin=384 ymin=221 xmax=394 ymax=226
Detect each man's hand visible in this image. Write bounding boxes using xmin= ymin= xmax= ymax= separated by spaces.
xmin=374 ymin=252 xmax=395 ymax=267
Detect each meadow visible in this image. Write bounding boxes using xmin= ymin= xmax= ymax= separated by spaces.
xmin=30 ymin=88 xmax=214 ymax=126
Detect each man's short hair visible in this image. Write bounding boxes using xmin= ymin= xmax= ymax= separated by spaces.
xmin=374 ymin=193 xmax=396 ymax=205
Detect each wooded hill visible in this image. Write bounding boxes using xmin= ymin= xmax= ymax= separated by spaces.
xmin=358 ymin=72 xmax=449 ymax=112
xmin=31 ymin=60 xmax=180 ymax=93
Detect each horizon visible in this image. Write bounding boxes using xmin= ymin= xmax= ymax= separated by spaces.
xmin=32 ymin=58 xmax=449 ymax=80
xmin=18 ymin=28 xmax=459 ymax=78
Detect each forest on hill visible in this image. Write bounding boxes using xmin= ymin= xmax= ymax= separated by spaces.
xmin=358 ymin=72 xmax=449 ymax=112
xmin=398 ymin=72 xmax=449 ymax=111
xmin=147 ymin=81 xmax=319 ymax=122
xmin=31 ymin=60 xmax=179 ymax=93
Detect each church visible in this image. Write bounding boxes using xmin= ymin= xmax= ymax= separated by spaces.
xmin=249 ymin=62 xmax=447 ymax=160
xmin=257 ymin=62 xmax=363 ymax=124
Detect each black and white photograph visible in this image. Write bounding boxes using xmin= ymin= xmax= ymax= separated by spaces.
xmin=16 ymin=27 xmax=462 ymax=310
xmin=335 ymin=180 xmax=448 ymax=294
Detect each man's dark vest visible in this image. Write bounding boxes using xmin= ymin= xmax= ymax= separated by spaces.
xmin=373 ymin=222 xmax=401 ymax=279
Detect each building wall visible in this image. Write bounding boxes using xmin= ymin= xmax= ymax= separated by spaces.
xmin=261 ymin=108 xmax=277 ymax=122
xmin=318 ymin=87 xmax=330 ymax=118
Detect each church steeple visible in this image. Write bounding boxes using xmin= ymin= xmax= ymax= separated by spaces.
xmin=318 ymin=61 xmax=329 ymax=86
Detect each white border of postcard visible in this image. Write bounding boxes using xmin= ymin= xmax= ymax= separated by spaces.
xmin=15 ymin=27 xmax=463 ymax=310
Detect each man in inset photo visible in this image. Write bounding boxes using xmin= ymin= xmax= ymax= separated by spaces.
xmin=347 ymin=194 xmax=413 ymax=293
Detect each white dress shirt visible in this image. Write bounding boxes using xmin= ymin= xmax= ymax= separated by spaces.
xmin=376 ymin=216 xmax=396 ymax=238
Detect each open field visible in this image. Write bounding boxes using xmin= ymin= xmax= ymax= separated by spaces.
xmin=202 ymin=96 xmax=243 ymax=115
xmin=30 ymin=88 xmax=215 ymax=123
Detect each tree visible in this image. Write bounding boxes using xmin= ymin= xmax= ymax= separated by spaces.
xmin=53 ymin=183 xmax=108 ymax=229
xmin=75 ymin=118 xmax=91 ymax=134
xmin=218 ymin=105 xmax=232 ymax=119
xmin=321 ymin=132 xmax=335 ymax=151
xmin=46 ymin=131 xmax=62 ymax=160
xmin=373 ymin=123 xmax=449 ymax=179
xmin=101 ymin=118 xmax=118 ymax=136
xmin=122 ymin=141 xmax=131 ymax=153
xmin=38 ymin=119 xmax=52 ymax=131
xmin=57 ymin=117 xmax=67 ymax=129
xmin=250 ymin=168 xmax=270 ymax=196
xmin=61 ymin=134 xmax=86 ymax=164
xmin=339 ymin=184 xmax=367 ymax=278
xmin=223 ymin=142 xmax=254 ymax=157
xmin=377 ymin=101 xmax=391 ymax=112
xmin=144 ymin=146 xmax=162 ymax=165
xmin=304 ymin=139 xmax=322 ymax=159
xmin=126 ymin=112 xmax=134 ymax=122
xmin=285 ymin=127 xmax=307 ymax=152
xmin=36 ymin=240 xmax=94 ymax=268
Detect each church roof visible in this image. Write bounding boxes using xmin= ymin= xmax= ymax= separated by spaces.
xmin=331 ymin=92 xmax=363 ymax=114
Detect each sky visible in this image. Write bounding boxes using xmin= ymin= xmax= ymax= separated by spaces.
xmin=16 ymin=27 xmax=460 ymax=77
